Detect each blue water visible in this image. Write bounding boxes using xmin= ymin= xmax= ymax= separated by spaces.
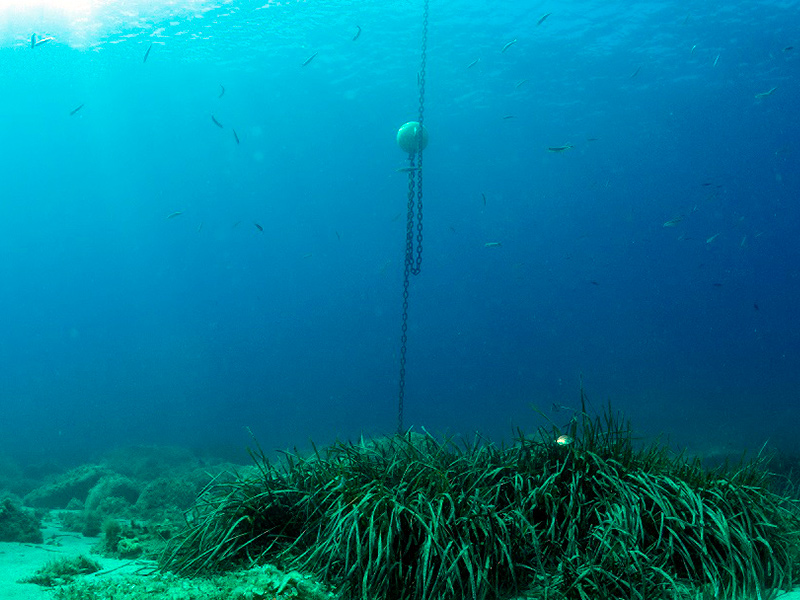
xmin=0 ymin=0 xmax=798 ymax=465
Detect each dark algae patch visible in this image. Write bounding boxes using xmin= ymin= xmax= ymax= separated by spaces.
xmin=22 ymin=555 xmax=101 ymax=587
xmin=0 ymin=495 xmax=43 ymax=543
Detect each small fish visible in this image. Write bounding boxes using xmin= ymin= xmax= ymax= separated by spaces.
xmin=754 ymin=86 xmax=778 ymax=99
xmin=218 ymin=84 xmax=225 ymax=99
xmin=753 ymin=303 xmax=759 ymax=311
xmin=143 ymin=43 xmax=152 ymax=63
xmin=167 ymin=211 xmax=183 ymax=219
xmin=449 ymin=226 xmax=456 ymax=233
xmin=514 ymin=79 xmax=528 ymax=89
xmin=502 ymin=115 xmax=516 ymax=120
xmin=481 ymin=192 xmax=486 ymax=206
xmin=233 ymin=129 xmax=240 ymax=144
xmin=396 ymin=166 xmax=420 ymax=172
xmin=352 ymin=25 xmax=361 ymax=41
xmin=690 ymin=44 xmax=697 ymax=55
xmin=31 ymin=34 xmax=53 ymax=48
xmin=391 ymin=212 xmax=402 ymax=222
xmin=335 ymin=230 xmax=340 ymax=240
xmin=663 ymin=216 xmax=683 ymax=227
xmin=302 ymin=52 xmax=318 ymax=66
xmin=706 ymin=233 xmax=721 ymax=244
xmin=537 ymin=13 xmax=552 ymax=26
xmin=551 ymin=403 xmax=574 ymax=413
xmin=211 ymin=115 xmax=224 ymax=128
xmin=69 ymin=104 xmax=84 ymax=116
xmin=548 ymin=145 xmax=573 ymax=152
xmin=197 ymin=222 xmax=204 ymax=232
xmin=254 ymin=223 xmax=263 ymax=232
xmin=712 ymin=283 xmax=723 ymax=287
xmin=586 ymin=137 xmax=599 ymax=142
xmin=783 ymin=46 xmax=793 ymax=52
xmin=713 ymin=54 xmax=720 ymax=67
xmin=467 ymin=58 xmax=480 ymax=69
xmin=589 ymin=280 xmax=599 ymax=285
xmin=501 ymin=39 xmax=517 ymax=53
xmin=740 ymin=235 xmax=747 ymax=248
xmin=555 ymin=434 xmax=573 ymax=446
xmin=303 ymin=253 xmax=313 ymax=259
xmin=484 ymin=242 xmax=502 ymax=248
xmin=630 ymin=65 xmax=641 ymax=78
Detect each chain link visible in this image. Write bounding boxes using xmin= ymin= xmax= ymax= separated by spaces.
xmin=397 ymin=0 xmax=429 ymax=434
xmin=397 ymin=179 xmax=416 ymax=433
xmin=414 ymin=0 xmax=427 ymax=275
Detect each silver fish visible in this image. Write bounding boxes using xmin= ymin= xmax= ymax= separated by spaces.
xmin=31 ymin=34 xmax=53 ymax=48
xmin=501 ymin=39 xmax=517 ymax=53
xmin=754 ymin=86 xmax=778 ymax=99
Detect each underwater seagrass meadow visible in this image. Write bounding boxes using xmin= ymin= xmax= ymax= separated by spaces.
xmin=1 ymin=0 xmax=800 ymax=598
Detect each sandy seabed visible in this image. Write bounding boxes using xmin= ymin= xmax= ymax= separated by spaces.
xmin=0 ymin=518 xmax=153 ymax=600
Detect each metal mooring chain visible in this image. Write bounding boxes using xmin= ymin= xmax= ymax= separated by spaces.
xmin=397 ymin=0 xmax=429 ymax=435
